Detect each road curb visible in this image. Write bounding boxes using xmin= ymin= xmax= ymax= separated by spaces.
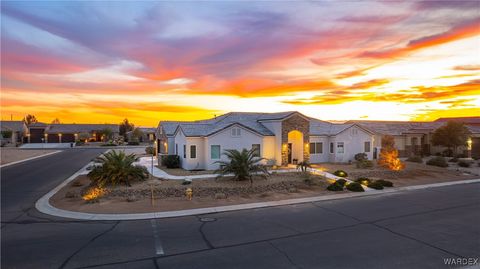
xmin=35 ymin=162 xmax=480 ymax=220
xmin=0 ymin=150 xmax=63 ymax=169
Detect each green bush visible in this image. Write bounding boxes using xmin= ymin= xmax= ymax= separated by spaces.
xmin=162 ymin=155 xmax=181 ymax=168
xmin=327 ymin=182 xmax=344 ymax=191
xmin=336 ymin=179 xmax=347 ymax=187
xmin=333 ymin=170 xmax=348 ymax=177
xmin=426 ymin=156 xmax=448 ymax=167
xmin=128 ymin=141 xmax=140 ymax=145
xmin=367 ymin=181 xmax=384 ymax=190
xmin=346 ymin=182 xmax=364 ymax=192
xmin=406 ymin=156 xmax=423 ymax=163
xmin=145 ymin=146 xmax=154 ymax=155
xmin=355 ymin=177 xmax=371 ymax=185
xmin=458 ymin=161 xmax=471 ymax=168
xmin=356 ymin=160 xmax=373 ymax=168
xmin=376 ymin=179 xmax=393 ymax=187
xmin=354 ymin=153 xmax=367 ymax=161
xmin=1 ymin=130 xmax=12 ymax=138
xmin=213 ymin=148 xmax=269 ymax=183
xmin=88 ymin=150 xmax=148 ymax=187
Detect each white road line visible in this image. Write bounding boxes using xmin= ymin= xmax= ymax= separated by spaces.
xmin=0 ymin=150 xmax=62 ymax=168
xmin=150 ymin=219 xmax=165 ymax=255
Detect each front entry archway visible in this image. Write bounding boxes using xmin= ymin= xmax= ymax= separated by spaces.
xmin=287 ymin=130 xmax=304 ymax=164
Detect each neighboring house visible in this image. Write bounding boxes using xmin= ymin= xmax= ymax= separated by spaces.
xmin=156 ymin=111 xmax=376 ymax=170
xmin=0 ymin=121 xmax=28 ymax=145
xmin=26 ymin=123 xmax=120 ymax=143
xmin=126 ymin=127 xmax=156 ymax=143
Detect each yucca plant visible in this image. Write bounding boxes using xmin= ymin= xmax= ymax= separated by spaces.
xmin=88 ymin=150 xmax=148 ymax=187
xmin=214 ymin=148 xmax=269 ymax=184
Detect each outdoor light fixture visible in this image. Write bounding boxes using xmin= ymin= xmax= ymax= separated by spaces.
xmin=467 ymin=138 xmax=472 ymax=150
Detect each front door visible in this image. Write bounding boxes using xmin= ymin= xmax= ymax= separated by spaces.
xmin=287 ymin=143 xmax=292 ymax=164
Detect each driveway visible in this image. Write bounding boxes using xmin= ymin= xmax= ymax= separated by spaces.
xmin=1 ymin=148 xmax=479 ymax=268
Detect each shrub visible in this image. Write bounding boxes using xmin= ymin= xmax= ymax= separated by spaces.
xmin=327 ymin=182 xmax=344 ymax=191
xmin=75 ymin=141 xmax=85 ymax=146
xmin=406 ymin=156 xmax=423 ymax=163
xmin=128 ymin=141 xmax=140 ymax=145
xmin=354 ymin=153 xmax=367 ymax=161
xmin=162 ymin=155 xmax=181 ymax=168
xmin=335 ymin=179 xmax=347 ymax=187
xmin=356 ymin=159 xmax=373 ymax=169
xmin=376 ymin=179 xmax=393 ymax=187
xmin=145 ymin=146 xmax=154 ymax=155
xmin=333 ymin=170 xmax=348 ymax=177
xmin=448 ymin=157 xmax=458 ymax=163
xmin=346 ymin=182 xmax=365 ymax=192
xmin=458 ymin=161 xmax=471 ymax=168
xmin=88 ymin=150 xmax=148 ymax=187
xmin=367 ymin=181 xmax=384 ymax=190
xmin=442 ymin=149 xmax=453 ymax=157
xmin=296 ymin=161 xmax=311 ymax=172
xmin=1 ymin=130 xmax=12 ymax=138
xmin=355 ymin=177 xmax=371 ymax=185
xmin=426 ymin=156 xmax=448 ymax=167
xmin=214 ymin=148 xmax=269 ymax=184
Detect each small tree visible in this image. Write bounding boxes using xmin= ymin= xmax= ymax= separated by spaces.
xmin=214 ymin=148 xmax=269 ymax=184
xmin=51 ymin=118 xmax=61 ymax=124
xmin=131 ymin=128 xmax=144 ymax=142
xmin=24 ymin=114 xmax=38 ymax=125
xmin=378 ymin=135 xmax=405 ymax=171
xmin=119 ymin=118 xmax=134 ymax=138
xmin=431 ymin=121 xmax=470 ymax=156
xmin=99 ymin=128 xmax=113 ymax=142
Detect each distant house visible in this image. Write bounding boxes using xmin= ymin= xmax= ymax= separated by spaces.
xmin=26 ymin=123 xmax=120 ymax=143
xmin=125 ymin=127 xmax=156 ymax=143
xmin=156 ymin=112 xmax=480 ymax=170
xmin=0 ymin=121 xmax=28 ymax=145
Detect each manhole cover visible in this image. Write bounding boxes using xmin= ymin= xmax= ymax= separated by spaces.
xmin=199 ymin=217 xmax=216 ymax=222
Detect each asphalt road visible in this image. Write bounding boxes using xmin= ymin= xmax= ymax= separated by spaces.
xmin=1 ymin=149 xmax=479 ymax=269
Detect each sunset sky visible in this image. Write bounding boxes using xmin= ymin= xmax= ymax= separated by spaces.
xmin=1 ymin=1 xmax=479 ymax=126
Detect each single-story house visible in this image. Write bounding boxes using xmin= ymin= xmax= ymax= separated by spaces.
xmin=0 ymin=121 xmax=28 ymax=145
xmin=26 ymin=123 xmax=120 ymax=143
xmin=125 ymin=127 xmax=156 ymax=143
xmin=157 ymin=112 xmax=480 ymax=170
xmin=156 ymin=111 xmax=376 ymax=170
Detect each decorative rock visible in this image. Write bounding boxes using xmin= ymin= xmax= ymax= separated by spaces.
xmin=214 ymin=193 xmax=227 ymax=199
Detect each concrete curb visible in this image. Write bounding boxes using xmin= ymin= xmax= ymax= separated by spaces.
xmin=0 ymin=150 xmax=62 ymax=169
xmin=35 ymin=160 xmax=480 ymax=220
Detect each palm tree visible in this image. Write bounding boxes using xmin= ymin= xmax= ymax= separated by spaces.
xmin=214 ymin=148 xmax=269 ymax=184
xmin=88 ymin=150 xmax=148 ymax=187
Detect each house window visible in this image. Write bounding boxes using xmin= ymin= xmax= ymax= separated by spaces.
xmin=175 ymin=144 xmax=178 ymax=155
xmin=252 ymin=144 xmax=260 ymax=157
xmin=310 ymin=142 xmax=323 ymax=154
xmin=337 ymin=142 xmax=344 ymax=154
xmin=211 ymin=145 xmax=220 ymax=159
xmin=231 ymin=127 xmax=241 ymax=137
xmin=364 ymin=141 xmax=371 ymax=153
xmin=183 ymin=145 xmax=186 ymax=158
xmin=190 ymin=145 xmax=196 ymax=159
xmin=330 ymin=142 xmax=334 ymax=154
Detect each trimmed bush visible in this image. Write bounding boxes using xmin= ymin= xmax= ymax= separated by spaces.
xmin=336 ymin=179 xmax=347 ymax=187
xmin=406 ymin=156 xmax=423 ymax=163
xmin=367 ymin=181 xmax=384 ymax=190
xmin=145 ymin=146 xmax=154 ymax=155
xmin=333 ymin=170 xmax=348 ymax=177
xmin=327 ymin=182 xmax=344 ymax=191
xmin=354 ymin=153 xmax=367 ymax=161
xmin=458 ymin=161 xmax=471 ymax=168
xmin=356 ymin=159 xmax=373 ymax=168
xmin=162 ymin=155 xmax=181 ymax=168
xmin=355 ymin=177 xmax=371 ymax=185
xmin=346 ymin=182 xmax=365 ymax=192
xmin=376 ymin=179 xmax=393 ymax=187
xmin=426 ymin=156 xmax=448 ymax=167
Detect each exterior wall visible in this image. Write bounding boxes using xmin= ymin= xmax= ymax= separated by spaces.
xmin=332 ymin=126 xmax=374 ymax=163
xmin=204 ymin=125 xmax=265 ymax=170
xmin=260 ymin=121 xmax=282 ymax=165
xmin=184 ymin=137 xmax=205 ymax=170
xmin=167 ymin=137 xmax=175 ymax=155
xmin=280 ymin=114 xmax=310 ymax=165
xmin=309 ymin=136 xmax=329 ymax=163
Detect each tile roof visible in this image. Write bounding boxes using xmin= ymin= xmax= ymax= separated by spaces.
xmin=435 ymin=117 xmax=480 ymax=124
xmin=0 ymin=121 xmax=25 ymax=132
xmin=45 ymin=124 xmax=120 ymax=134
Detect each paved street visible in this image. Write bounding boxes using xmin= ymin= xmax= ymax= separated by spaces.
xmin=1 ymin=149 xmax=479 ymax=269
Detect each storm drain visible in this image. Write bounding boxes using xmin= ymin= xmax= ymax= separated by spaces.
xmin=199 ymin=217 xmax=217 ymax=222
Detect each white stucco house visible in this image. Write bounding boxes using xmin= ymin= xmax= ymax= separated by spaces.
xmin=156 ymin=111 xmax=376 ymax=170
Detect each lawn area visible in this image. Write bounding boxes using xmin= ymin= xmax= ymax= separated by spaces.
xmin=0 ymin=148 xmax=60 ymax=165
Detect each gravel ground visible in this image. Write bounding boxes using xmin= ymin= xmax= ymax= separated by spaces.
xmin=0 ymin=148 xmax=60 ymax=165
